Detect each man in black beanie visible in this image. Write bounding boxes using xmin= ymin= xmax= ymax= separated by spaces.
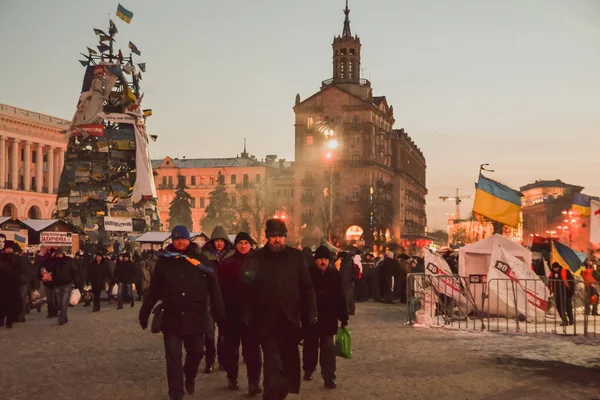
xmin=302 ymin=245 xmax=348 ymax=389
xmin=218 ymin=232 xmax=262 ymax=395
xmin=244 ymin=219 xmax=318 ymax=400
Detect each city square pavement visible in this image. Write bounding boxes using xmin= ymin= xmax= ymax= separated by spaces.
xmin=1 ymin=301 xmax=599 ymax=400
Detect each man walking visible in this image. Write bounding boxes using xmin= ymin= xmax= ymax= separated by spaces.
xmin=115 ymin=253 xmax=137 ymax=309
xmin=244 ymin=219 xmax=317 ymax=400
xmin=46 ymin=249 xmax=80 ymax=325
xmin=302 ymin=245 xmax=348 ymax=389
xmin=549 ymin=262 xmax=575 ymax=326
xmin=218 ymin=232 xmax=263 ymax=395
xmin=139 ymin=226 xmax=224 ymax=400
xmin=0 ymin=241 xmax=22 ymax=328
xmin=88 ymin=252 xmax=109 ymax=312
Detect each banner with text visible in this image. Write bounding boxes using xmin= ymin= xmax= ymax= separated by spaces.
xmin=424 ymin=249 xmax=470 ymax=310
xmin=104 ymin=217 xmax=133 ymax=232
xmin=488 ymin=244 xmax=548 ymax=322
xmin=40 ymin=232 xmax=73 ymax=245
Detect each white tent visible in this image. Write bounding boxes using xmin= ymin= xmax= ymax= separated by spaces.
xmin=458 ymin=234 xmax=532 ymax=277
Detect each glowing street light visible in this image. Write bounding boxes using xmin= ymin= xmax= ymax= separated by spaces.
xmin=327 ymin=139 xmax=338 ymax=150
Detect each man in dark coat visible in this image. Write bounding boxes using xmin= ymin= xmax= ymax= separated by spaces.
xmin=549 ymin=262 xmax=575 ymax=326
xmin=115 ymin=253 xmax=137 ymax=309
xmin=13 ymin=244 xmax=32 ymax=322
xmin=0 ymin=241 xmax=23 ymax=328
xmin=45 ymin=249 xmax=80 ymax=325
xmin=139 ymin=226 xmax=225 ymax=400
xmin=302 ymin=245 xmax=348 ymax=389
xmin=218 ymin=232 xmax=262 ymax=395
xmin=88 ymin=252 xmax=109 ymax=312
xmin=379 ymin=251 xmax=399 ymax=303
xmin=360 ymin=253 xmax=379 ymax=301
xmin=199 ymin=225 xmax=234 ymax=373
xmin=244 ymin=219 xmax=318 ymax=400
xmin=337 ymin=252 xmax=357 ymax=315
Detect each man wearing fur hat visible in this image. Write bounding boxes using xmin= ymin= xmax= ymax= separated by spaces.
xmin=302 ymin=245 xmax=348 ymax=389
xmin=244 ymin=219 xmax=318 ymax=400
xmin=218 ymin=232 xmax=263 ymax=395
xmin=139 ymin=225 xmax=224 ymax=400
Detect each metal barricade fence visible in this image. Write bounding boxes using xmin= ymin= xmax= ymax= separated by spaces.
xmin=406 ymin=273 xmax=598 ymax=337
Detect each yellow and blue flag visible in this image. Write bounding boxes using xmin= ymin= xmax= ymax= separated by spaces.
xmin=116 ymin=4 xmax=134 ymax=24
xmin=572 ymin=193 xmax=599 ymax=216
xmin=550 ymin=240 xmax=584 ymax=276
xmin=128 ymin=41 xmax=141 ymax=56
xmin=137 ymin=63 xmax=146 ymax=72
xmin=14 ymin=234 xmax=26 ymax=248
xmin=473 ymin=174 xmax=522 ymax=228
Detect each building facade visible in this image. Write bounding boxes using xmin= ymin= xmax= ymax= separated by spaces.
xmin=291 ymin=5 xmax=427 ymax=248
xmin=0 ymin=104 xmax=69 ymax=219
xmin=520 ymin=180 xmax=591 ymax=252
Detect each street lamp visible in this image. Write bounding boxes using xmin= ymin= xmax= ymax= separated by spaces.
xmin=324 ymin=131 xmax=336 ymax=242
xmin=560 ymin=210 xmax=576 ymax=246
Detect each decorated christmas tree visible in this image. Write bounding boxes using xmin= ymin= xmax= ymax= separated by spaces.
xmin=56 ymin=5 xmax=161 ymax=242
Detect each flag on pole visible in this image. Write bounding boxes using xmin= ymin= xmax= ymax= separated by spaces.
xmin=128 ymin=41 xmax=141 ymax=56
xmin=473 ymin=174 xmax=522 ymax=228
xmin=143 ymin=109 xmax=153 ymax=117
xmin=93 ymin=28 xmax=107 ymax=36
xmin=116 ymin=4 xmax=134 ymax=23
xmin=550 ymin=240 xmax=584 ymax=276
xmin=86 ymin=47 xmax=98 ymax=55
xmin=591 ymin=199 xmax=600 ymax=243
xmin=137 ymin=63 xmax=146 ymax=72
xmin=14 ymin=234 xmax=26 ymax=248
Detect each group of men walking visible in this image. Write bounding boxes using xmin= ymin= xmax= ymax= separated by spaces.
xmin=139 ymin=219 xmax=349 ymax=400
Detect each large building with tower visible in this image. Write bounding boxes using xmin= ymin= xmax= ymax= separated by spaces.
xmin=291 ymin=4 xmax=427 ymax=248
xmin=0 ymin=104 xmax=69 ymax=219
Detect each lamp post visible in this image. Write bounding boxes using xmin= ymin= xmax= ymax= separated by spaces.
xmin=324 ymin=129 xmax=338 ymax=243
xmin=561 ymin=210 xmax=577 ymax=247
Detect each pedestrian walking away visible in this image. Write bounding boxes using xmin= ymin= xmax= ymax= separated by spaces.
xmin=139 ymin=225 xmax=225 ymax=400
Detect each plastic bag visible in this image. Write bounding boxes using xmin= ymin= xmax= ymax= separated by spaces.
xmin=69 ymin=289 xmax=81 ymax=306
xmin=112 ymin=285 xmax=119 ymax=296
xmin=335 ymin=327 xmax=352 ymax=359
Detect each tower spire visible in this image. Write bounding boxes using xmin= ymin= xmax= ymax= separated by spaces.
xmin=342 ymin=0 xmax=352 ymax=38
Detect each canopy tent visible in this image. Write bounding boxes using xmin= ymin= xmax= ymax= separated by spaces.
xmin=311 ymin=239 xmax=342 ymax=254
xmin=458 ymin=234 xmax=532 ymax=277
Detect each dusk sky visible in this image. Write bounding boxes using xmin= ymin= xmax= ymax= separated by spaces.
xmin=1 ymin=0 xmax=598 ymax=229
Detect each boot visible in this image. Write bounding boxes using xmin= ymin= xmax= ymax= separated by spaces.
xmin=227 ymin=378 xmax=240 ymax=391
xmin=203 ymin=364 xmax=213 ymax=374
xmin=184 ymin=376 xmax=195 ymax=395
xmin=303 ymin=372 xmax=313 ymax=381
xmin=248 ymin=382 xmax=262 ymax=396
xmin=325 ymin=380 xmax=337 ymax=389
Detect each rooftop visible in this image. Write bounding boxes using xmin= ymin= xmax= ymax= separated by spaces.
xmin=152 ymin=157 xmax=266 ymax=169
xmin=520 ymin=180 xmax=584 ymax=192
xmin=0 ymin=103 xmax=70 ymax=128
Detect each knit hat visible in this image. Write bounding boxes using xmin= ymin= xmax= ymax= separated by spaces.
xmin=171 ymin=225 xmax=191 ymax=241
xmin=552 ymin=262 xmax=561 ymax=269
xmin=265 ymin=219 xmax=287 ymax=238
xmin=314 ymin=245 xmax=331 ymax=260
xmin=234 ymin=232 xmax=256 ymax=246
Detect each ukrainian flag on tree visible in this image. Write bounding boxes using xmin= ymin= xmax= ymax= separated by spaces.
xmin=116 ymin=4 xmax=134 ymax=24
xmin=473 ymin=174 xmax=522 ymax=228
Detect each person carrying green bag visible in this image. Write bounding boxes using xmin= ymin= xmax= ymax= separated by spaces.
xmin=302 ymin=245 xmax=349 ymax=389
xmin=335 ymin=326 xmax=352 ymax=359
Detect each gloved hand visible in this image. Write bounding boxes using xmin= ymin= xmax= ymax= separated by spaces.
xmin=139 ymin=316 xmax=148 ymax=330
xmin=341 ymin=320 xmax=348 ymax=329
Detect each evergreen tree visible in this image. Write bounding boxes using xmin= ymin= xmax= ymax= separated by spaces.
xmin=168 ymin=175 xmax=193 ymax=230
xmin=201 ymin=172 xmax=238 ymax=233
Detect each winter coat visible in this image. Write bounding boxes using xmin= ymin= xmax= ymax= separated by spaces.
xmin=549 ymin=266 xmax=575 ymax=297
xmin=0 ymin=253 xmax=22 ymax=318
xmin=339 ymin=255 xmax=356 ymax=287
xmin=87 ymin=259 xmax=109 ymax=288
xmin=305 ymin=264 xmax=348 ymax=336
xmin=46 ymin=256 xmax=80 ymax=288
xmin=139 ymin=243 xmax=225 ymax=336
xmin=243 ymin=245 xmax=318 ymax=338
xmin=379 ymin=257 xmax=400 ymax=278
xmin=115 ymin=260 xmax=137 ymax=284
xmin=141 ymin=255 xmax=157 ymax=292
xmin=200 ymin=226 xmax=234 ymax=268
xmin=40 ymin=255 xmax=57 ymax=288
xmin=76 ymin=257 xmax=88 ymax=285
xmin=218 ymin=250 xmax=252 ymax=322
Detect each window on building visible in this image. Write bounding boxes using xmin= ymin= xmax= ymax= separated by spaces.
xmin=231 ymin=174 xmax=237 ymax=185
xmin=191 ymin=176 xmax=196 ymax=186
xmin=181 ymin=176 xmax=186 ymax=186
xmin=306 ymin=208 xmax=313 ymax=217
xmin=352 ymin=116 xmax=360 ymax=130
xmin=306 ymin=135 xmax=313 ymax=145
xmin=307 ymin=117 xmax=314 ymax=131
xmin=210 ymin=175 xmax=215 ymax=185
xmin=168 ymin=176 xmax=173 ymax=188
xmin=162 ymin=176 xmax=167 ymax=187
xmin=290 ymin=189 xmax=294 ymax=198
xmin=256 ymin=173 xmax=261 ymax=183
xmin=352 ymin=155 xmax=360 ymax=162
xmin=32 ymin=151 xmax=37 ymax=162
xmin=283 ymin=189 xmax=288 ymax=198
xmin=352 ymin=188 xmax=360 ymax=201
xmin=243 ymin=174 xmax=249 ymax=187
xmin=190 ymin=197 xmax=196 ymax=208
xmin=200 ymin=176 xmax=206 ymax=185
xmin=277 ymin=189 xmax=281 ymax=197
xmin=200 ymin=197 xmax=206 ymax=208
xmin=341 ymin=48 xmax=347 ymax=55
xmin=340 ymin=62 xmax=345 ymax=78
xmin=350 ymin=48 xmax=355 ymax=55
